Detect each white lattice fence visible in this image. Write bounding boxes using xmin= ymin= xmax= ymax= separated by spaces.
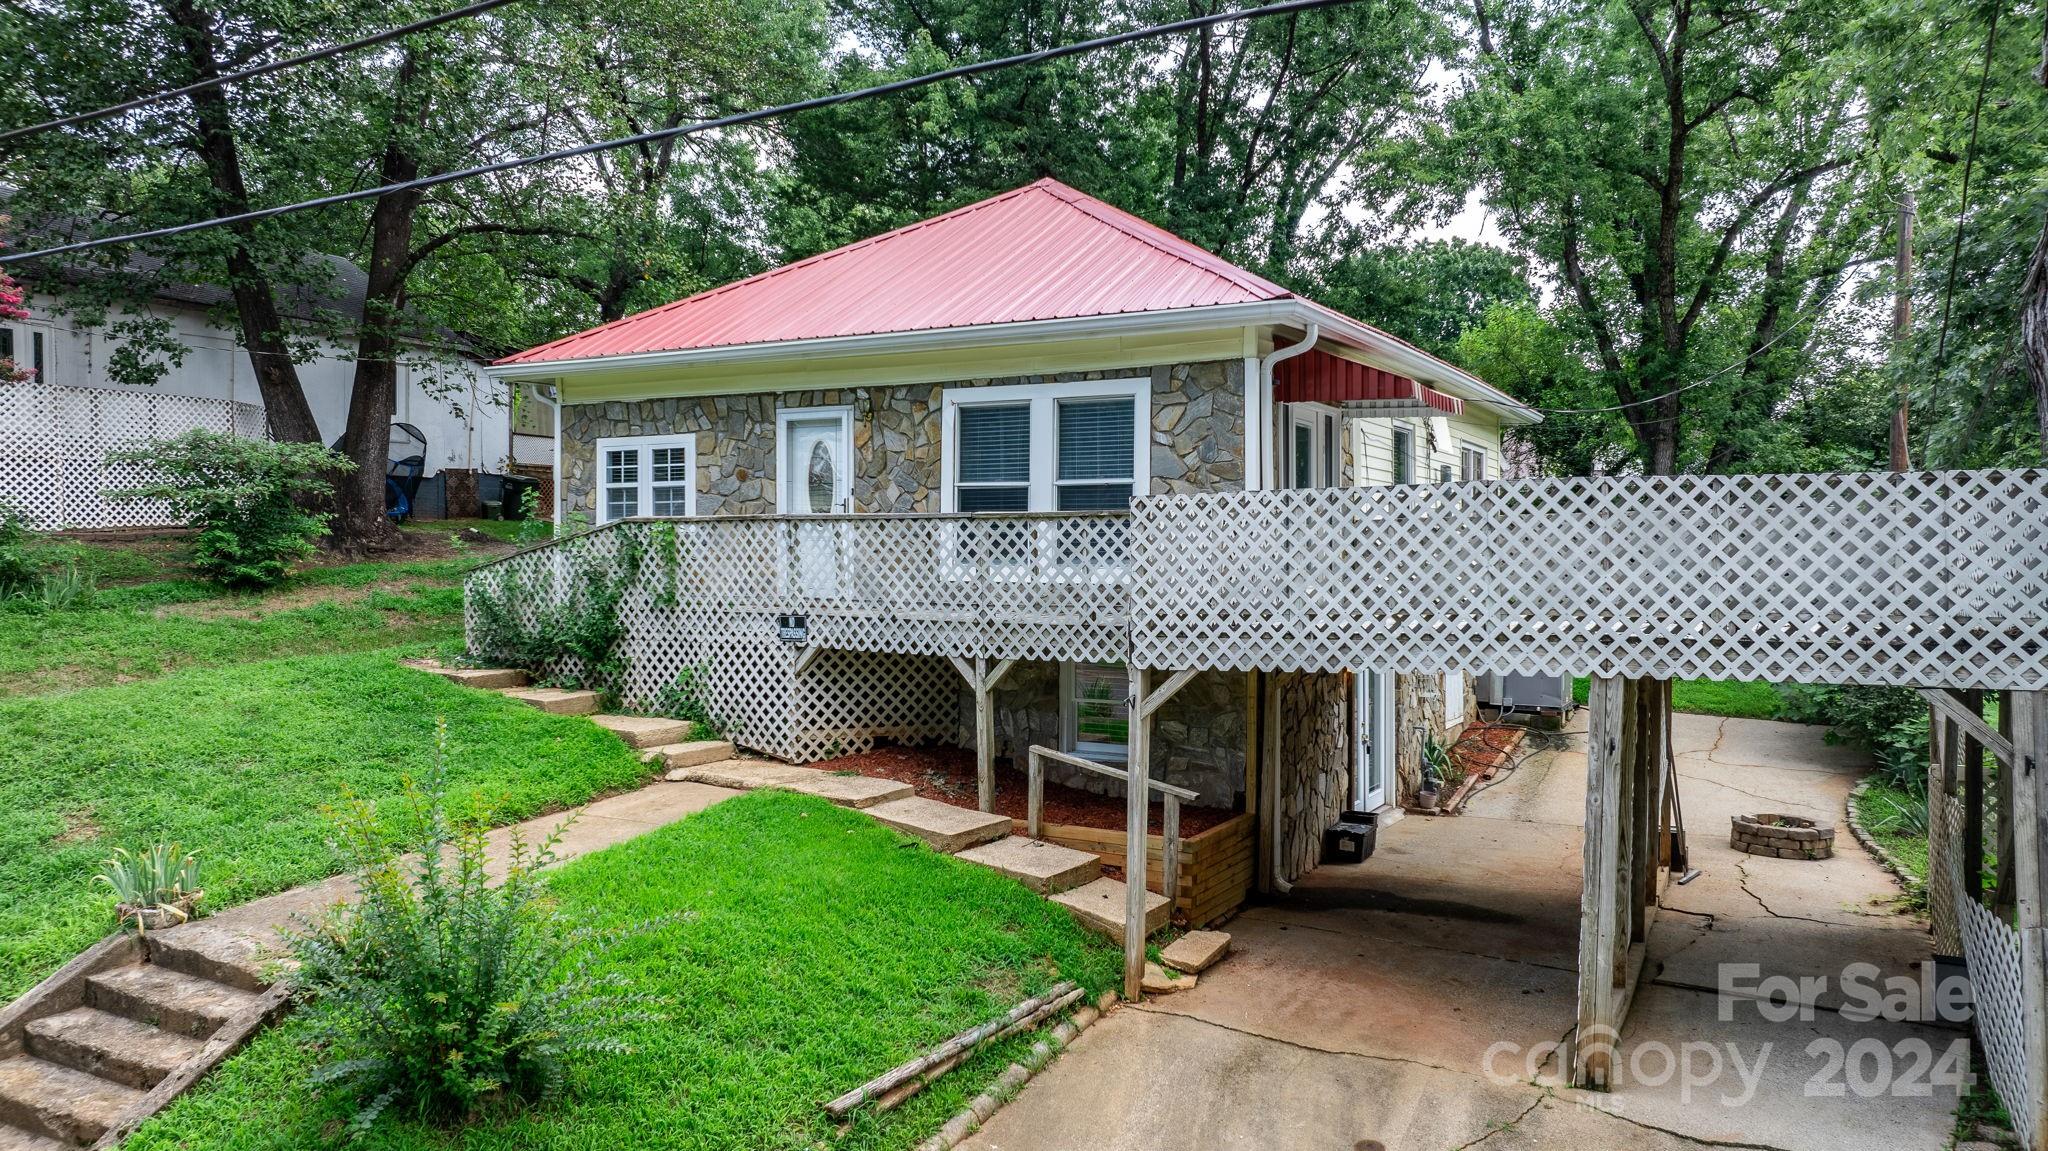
xmin=1949 ymin=796 xmax=2037 ymax=1146
xmin=0 ymin=381 xmax=268 ymax=530
xmin=1130 ymin=470 xmax=2048 ymax=689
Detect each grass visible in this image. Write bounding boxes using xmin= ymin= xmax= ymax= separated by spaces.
xmin=1571 ymin=677 xmax=1784 ymax=719
xmin=0 ymin=649 xmax=655 ymax=1000
xmin=129 ymin=790 xmax=1119 ymax=1151
xmin=0 ymin=558 xmax=476 ymax=697
xmin=1857 ymin=779 xmax=1930 ymax=883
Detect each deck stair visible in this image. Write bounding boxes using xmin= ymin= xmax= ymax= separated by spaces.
xmin=497 ymin=686 xmax=603 ymax=716
xmin=0 ymin=930 xmax=284 ymax=1150
xmin=1049 ymin=877 xmax=1170 ymax=940
xmin=955 ymin=836 xmax=1101 ymax=894
xmin=589 ymin=714 xmax=695 ymax=749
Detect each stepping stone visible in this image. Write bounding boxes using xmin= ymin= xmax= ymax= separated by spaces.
xmin=646 ymin=740 xmax=737 ymax=769
xmin=1142 ymin=962 xmax=1197 ymax=994
xmin=25 ymin=1007 xmax=203 ymax=1090
xmin=783 ymin=773 xmax=913 ymax=810
xmin=498 ymin=687 xmax=601 ymax=716
xmin=865 ymin=797 xmax=1012 ymax=853
xmin=955 ymin=836 xmax=1101 ymax=893
xmin=590 ymin=714 xmax=695 ymax=749
xmin=146 ymin=920 xmax=278 ymax=992
xmin=85 ymin=965 xmax=262 ymax=1041
xmin=0 ymin=1121 xmax=68 ymax=1151
xmin=1050 ymin=877 xmax=1170 ymax=940
xmin=669 ymin=760 xmax=817 ymax=790
xmin=0 ymin=1056 xmax=143 ymax=1146
xmin=1159 ymin=929 xmax=1231 ymax=974
xmin=404 ymin=661 xmax=528 ymax=690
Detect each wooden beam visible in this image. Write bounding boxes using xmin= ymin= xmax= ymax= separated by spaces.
xmin=974 ymin=657 xmax=995 ymax=813
xmin=2011 ymin=690 xmax=2048 ymax=1147
xmin=792 ymin=645 xmax=824 ymax=678
xmin=1138 ymin=668 xmax=1200 ymax=720
xmin=1921 ymin=688 xmax=2016 ymax=767
xmin=986 ymin=658 xmax=1017 ymax=692
xmin=947 ymin=654 xmax=977 ymax=689
xmin=1575 ymin=675 xmax=1626 ymax=1090
xmin=1125 ymin=666 xmax=1154 ymax=1001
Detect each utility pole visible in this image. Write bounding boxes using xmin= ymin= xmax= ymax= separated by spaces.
xmin=1890 ymin=190 xmax=1915 ymax=472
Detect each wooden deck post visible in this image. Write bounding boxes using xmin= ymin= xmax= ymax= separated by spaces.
xmin=2010 ymin=690 xmax=2048 ymax=1147
xmin=949 ymin=656 xmax=1015 ymax=813
xmin=1126 ymin=666 xmax=1154 ymax=1001
xmin=1575 ymin=674 xmax=1627 ymax=1089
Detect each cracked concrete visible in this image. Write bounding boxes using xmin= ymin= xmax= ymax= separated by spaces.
xmin=960 ymin=712 xmax=1954 ymax=1151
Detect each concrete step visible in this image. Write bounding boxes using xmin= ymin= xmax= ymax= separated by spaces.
xmin=647 ymin=739 xmax=736 ymax=769
xmin=24 ymin=1007 xmax=204 ymax=1090
xmin=865 ymin=797 xmax=1012 ymax=854
xmin=1050 ymin=877 xmax=1171 ymax=941
xmin=955 ymin=836 xmax=1102 ymax=894
xmin=145 ymin=920 xmax=276 ymax=993
xmin=782 ymin=772 xmax=914 ymax=810
xmin=406 ymin=662 xmax=528 ymax=690
xmin=0 ymin=1057 xmax=142 ymax=1146
xmin=669 ymin=759 xmax=813 ymax=789
xmin=0 ymin=1122 xmax=67 ymax=1151
xmin=497 ymin=687 xmax=602 ymax=716
xmin=86 ymin=964 xmax=262 ymax=1041
xmin=590 ymin=714 xmax=697 ymax=750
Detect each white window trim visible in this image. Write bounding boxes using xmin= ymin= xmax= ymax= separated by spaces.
xmin=1061 ymin=660 xmax=1130 ymax=764
xmin=593 ymin=433 xmax=696 ymax=524
xmin=1458 ymin=441 xmax=1489 ymax=482
xmin=1391 ymin=424 xmax=1417 ymax=485
xmin=775 ymin=406 xmax=854 ymax=514
xmin=939 ymin=377 xmax=1151 ymax=513
xmin=1282 ymin=401 xmax=1340 ymax=490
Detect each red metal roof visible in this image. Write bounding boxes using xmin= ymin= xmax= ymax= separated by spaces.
xmin=1273 ymin=348 xmax=1464 ymax=415
xmin=499 ymin=178 xmax=1293 ymax=366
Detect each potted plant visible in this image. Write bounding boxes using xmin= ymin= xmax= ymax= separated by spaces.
xmin=96 ymin=843 xmax=203 ymax=932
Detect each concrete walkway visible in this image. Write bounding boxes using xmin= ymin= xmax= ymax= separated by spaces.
xmin=962 ymin=714 xmax=1958 ymax=1151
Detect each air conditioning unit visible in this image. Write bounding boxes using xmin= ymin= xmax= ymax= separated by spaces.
xmin=1477 ymin=671 xmax=1573 ymax=714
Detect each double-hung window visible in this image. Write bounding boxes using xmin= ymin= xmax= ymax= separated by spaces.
xmin=1391 ymin=427 xmax=1416 ymax=485
xmin=1459 ymin=445 xmax=1487 ymax=482
xmin=942 ymin=378 xmax=1148 ymax=513
xmin=593 ymin=434 xmax=694 ymax=523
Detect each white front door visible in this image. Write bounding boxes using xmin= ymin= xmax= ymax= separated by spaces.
xmin=780 ymin=409 xmax=852 ymax=598
xmin=1355 ymin=670 xmax=1393 ymax=810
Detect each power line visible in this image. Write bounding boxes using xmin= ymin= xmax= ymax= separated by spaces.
xmin=0 ymin=0 xmax=526 ymax=145
xmin=1 ymin=0 xmax=1353 ymax=266
xmin=1512 ymin=305 xmax=1823 ymax=416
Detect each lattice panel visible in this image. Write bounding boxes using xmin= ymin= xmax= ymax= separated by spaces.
xmin=0 ymin=381 xmax=267 ymax=530
xmin=1950 ymin=803 xmax=2037 ymax=1147
xmin=1130 ymin=470 xmax=2048 ymax=689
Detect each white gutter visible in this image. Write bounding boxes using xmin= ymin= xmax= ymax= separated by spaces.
xmin=1256 ymin=322 xmax=1321 ymax=489
xmin=487 ymin=299 xmax=1540 ymax=426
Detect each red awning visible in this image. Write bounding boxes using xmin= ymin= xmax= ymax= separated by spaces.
xmin=1272 ymin=347 xmax=1463 ymax=416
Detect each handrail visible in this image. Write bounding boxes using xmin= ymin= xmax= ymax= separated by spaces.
xmin=1026 ymin=744 xmax=1195 ymax=918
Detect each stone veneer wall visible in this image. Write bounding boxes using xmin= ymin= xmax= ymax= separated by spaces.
xmin=1393 ymin=672 xmax=1448 ymax=804
xmin=960 ymin=662 xmax=1247 ymax=811
xmin=1275 ymin=671 xmax=1351 ymax=883
xmin=558 ymin=359 xmax=1245 ymax=519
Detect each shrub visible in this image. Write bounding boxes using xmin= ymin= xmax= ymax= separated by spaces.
xmin=107 ymin=430 xmax=351 ymax=589
xmin=95 ymin=843 xmax=203 ymax=928
xmin=648 ymin=665 xmax=728 ymax=736
xmin=290 ymin=723 xmax=665 ymax=1135
xmin=465 ymin=535 xmax=639 ymax=692
xmin=0 ymin=504 xmax=40 ymax=598
xmin=1777 ymin=683 xmax=1930 ymax=793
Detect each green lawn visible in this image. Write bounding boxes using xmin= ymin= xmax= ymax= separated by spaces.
xmin=129 ymin=790 xmax=1119 ymax=1151
xmin=1858 ymin=779 xmax=1930 ymax=884
xmin=0 ymin=650 xmax=655 ymax=1000
xmin=0 ymin=559 xmax=473 ymax=697
xmin=1571 ymin=677 xmax=1784 ymax=719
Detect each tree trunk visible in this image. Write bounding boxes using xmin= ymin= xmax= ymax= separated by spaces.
xmin=161 ymin=0 xmax=321 ymax=445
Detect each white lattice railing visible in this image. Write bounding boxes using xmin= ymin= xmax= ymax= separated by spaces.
xmin=0 ymin=381 xmax=267 ymax=530
xmin=1130 ymin=469 xmax=2048 ymax=689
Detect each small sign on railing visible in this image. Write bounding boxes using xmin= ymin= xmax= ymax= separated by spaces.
xmin=776 ymin=613 xmax=809 ymax=644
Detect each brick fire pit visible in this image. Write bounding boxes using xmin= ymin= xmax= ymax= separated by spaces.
xmin=1730 ymin=813 xmax=1834 ymax=860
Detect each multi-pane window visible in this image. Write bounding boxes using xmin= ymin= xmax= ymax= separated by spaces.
xmin=944 ymin=379 xmax=1146 ymax=513
xmin=1064 ymin=662 xmax=1130 ymax=762
xmin=594 ymin=435 xmax=694 ymax=523
xmin=1460 ymin=445 xmax=1487 ymax=482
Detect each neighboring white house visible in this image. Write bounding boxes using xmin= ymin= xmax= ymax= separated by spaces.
xmin=0 ymin=253 xmax=552 ymax=529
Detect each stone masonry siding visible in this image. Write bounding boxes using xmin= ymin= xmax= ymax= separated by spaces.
xmin=1276 ymin=671 xmax=1350 ymax=884
xmin=558 ymin=359 xmax=1245 ymax=520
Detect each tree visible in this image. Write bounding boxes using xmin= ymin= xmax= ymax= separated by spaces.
xmin=1296 ymin=237 xmax=1533 ymax=360
xmin=1455 ymin=0 xmax=1886 ymax=475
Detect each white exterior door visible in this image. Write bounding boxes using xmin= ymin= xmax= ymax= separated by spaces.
xmin=780 ymin=409 xmax=852 ymax=598
xmin=1355 ymin=670 xmax=1393 ymax=811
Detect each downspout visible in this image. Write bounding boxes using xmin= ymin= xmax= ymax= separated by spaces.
xmin=1252 ymin=321 xmax=1318 ymax=891
xmin=1256 ymin=322 xmax=1320 ymax=489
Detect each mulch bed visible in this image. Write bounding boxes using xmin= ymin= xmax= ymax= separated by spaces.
xmin=1452 ymin=723 xmax=1526 ymax=778
xmin=813 ymin=744 xmax=1240 ymax=836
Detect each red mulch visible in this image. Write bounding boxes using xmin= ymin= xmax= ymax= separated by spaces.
xmin=1451 ymin=723 xmax=1526 ymax=779
xmin=814 ymin=744 xmax=1240 ymax=836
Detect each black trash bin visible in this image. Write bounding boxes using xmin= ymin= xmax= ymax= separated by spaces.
xmin=500 ymin=475 xmax=538 ymax=520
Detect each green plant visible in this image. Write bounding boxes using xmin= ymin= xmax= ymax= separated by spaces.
xmin=0 ymin=503 xmax=39 ymax=599
xmin=15 ymin=561 xmax=95 ymax=610
xmin=106 ymin=430 xmax=352 ymax=589
xmin=1421 ymin=733 xmax=1462 ymax=791
xmin=95 ymin=843 xmax=202 ymax=926
xmin=1777 ymin=683 xmax=1930 ymax=794
xmin=1864 ymin=791 xmax=1931 ymax=838
xmin=466 ymin=535 xmax=641 ymax=692
xmin=288 ymin=722 xmax=665 ymax=1135
xmin=514 ymin=486 xmax=552 ymax=544
xmin=648 ymin=665 xmax=727 ymax=736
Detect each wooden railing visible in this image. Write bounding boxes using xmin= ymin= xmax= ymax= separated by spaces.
xmin=1026 ymin=744 xmax=1197 ymax=915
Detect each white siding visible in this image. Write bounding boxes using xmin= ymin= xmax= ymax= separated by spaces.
xmin=1349 ymin=409 xmax=1507 ymax=489
xmin=10 ymin=293 xmax=516 ymax=475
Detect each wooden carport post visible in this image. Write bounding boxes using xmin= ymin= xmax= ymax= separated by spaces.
xmin=949 ymin=656 xmax=1016 ymax=813
xmin=1125 ymin=667 xmax=1198 ymax=1001
xmin=1576 ymin=674 xmax=1663 ymax=1089
xmin=2011 ymin=689 xmax=2048 ymax=1146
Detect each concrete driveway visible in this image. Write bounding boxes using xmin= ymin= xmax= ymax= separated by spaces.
xmin=963 ymin=714 xmax=1961 ymax=1151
